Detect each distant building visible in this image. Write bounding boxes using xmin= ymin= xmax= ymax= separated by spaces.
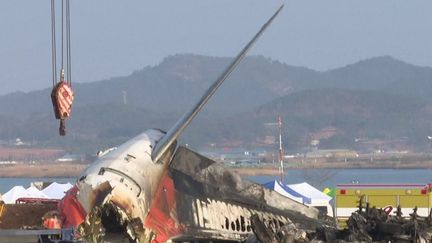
xmin=306 ymin=149 xmax=359 ymax=159
xmin=14 ymin=138 xmax=24 ymax=146
xmin=56 ymin=154 xmax=83 ymax=162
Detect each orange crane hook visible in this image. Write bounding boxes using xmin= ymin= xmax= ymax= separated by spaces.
xmin=51 ymin=69 xmax=74 ymax=136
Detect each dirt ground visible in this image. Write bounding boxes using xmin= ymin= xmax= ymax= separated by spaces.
xmin=231 ymin=160 xmax=432 ymax=175
xmin=231 ymin=166 xmax=280 ymax=176
xmin=2 ymin=159 xmax=432 ymax=178
xmin=0 ymin=204 xmax=57 ymax=229
xmin=0 ymin=148 xmax=64 ymax=161
xmin=0 ymin=162 xmax=86 ymax=177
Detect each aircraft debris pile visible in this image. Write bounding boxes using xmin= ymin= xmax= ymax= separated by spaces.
xmin=249 ymin=196 xmax=432 ymax=242
xmin=341 ymin=196 xmax=432 ymax=242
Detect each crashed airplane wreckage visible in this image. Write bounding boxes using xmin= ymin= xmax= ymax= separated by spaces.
xmin=62 ymin=145 xmax=325 ymax=243
xmin=51 ymin=4 xmax=432 ymax=243
xmin=55 ymin=5 xmax=327 ymax=243
xmin=50 ymin=4 xmax=432 ymax=243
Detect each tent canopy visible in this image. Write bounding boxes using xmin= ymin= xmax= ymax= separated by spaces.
xmin=264 ymin=181 xmax=332 ymax=206
xmin=42 ymin=182 xmax=73 ymax=199
xmin=263 ymin=180 xmax=306 ymax=204
xmin=2 ymin=182 xmax=73 ymax=203
xmin=2 ymin=186 xmax=28 ymax=204
xmin=286 ymin=182 xmax=332 ymax=205
xmin=26 ymin=186 xmax=48 ymax=199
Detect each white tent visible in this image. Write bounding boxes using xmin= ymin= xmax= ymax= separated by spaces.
xmin=26 ymin=186 xmax=48 ymax=198
xmin=263 ymin=180 xmax=304 ymax=203
xmin=264 ymin=181 xmax=333 ymax=216
xmin=2 ymin=186 xmax=28 ymax=203
xmin=286 ymin=182 xmax=332 ymax=205
xmin=42 ymin=182 xmax=73 ymax=199
xmin=286 ymin=182 xmax=333 ymax=217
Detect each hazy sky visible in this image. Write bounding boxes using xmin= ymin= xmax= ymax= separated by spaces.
xmin=1 ymin=0 xmax=432 ymax=95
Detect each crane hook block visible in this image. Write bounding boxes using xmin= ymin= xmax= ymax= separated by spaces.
xmin=51 ymin=81 xmax=74 ymax=136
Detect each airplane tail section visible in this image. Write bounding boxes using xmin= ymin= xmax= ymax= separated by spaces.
xmin=151 ymin=5 xmax=284 ymax=163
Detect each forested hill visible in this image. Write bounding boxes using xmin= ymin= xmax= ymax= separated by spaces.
xmin=1 ymin=54 xmax=432 ymax=153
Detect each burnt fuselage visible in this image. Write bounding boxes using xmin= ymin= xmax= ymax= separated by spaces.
xmin=60 ymin=129 xmax=174 ymax=242
xmin=60 ymin=130 xmax=319 ymax=243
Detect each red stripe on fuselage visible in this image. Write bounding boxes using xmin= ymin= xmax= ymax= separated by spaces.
xmin=144 ymin=173 xmax=184 ymax=243
xmin=58 ymin=185 xmax=87 ymax=228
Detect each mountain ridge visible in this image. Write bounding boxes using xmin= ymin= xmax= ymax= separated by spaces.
xmin=1 ymin=54 xmax=432 ymax=153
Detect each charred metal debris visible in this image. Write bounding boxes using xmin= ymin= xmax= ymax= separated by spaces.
xmin=78 ymin=203 xmax=142 ymax=243
xmin=249 ymin=196 xmax=432 ymax=243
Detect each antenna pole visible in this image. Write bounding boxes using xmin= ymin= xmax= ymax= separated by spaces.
xmin=278 ymin=115 xmax=284 ymax=183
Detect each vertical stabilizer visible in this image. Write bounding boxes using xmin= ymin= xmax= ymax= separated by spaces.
xmin=152 ymin=5 xmax=284 ymax=162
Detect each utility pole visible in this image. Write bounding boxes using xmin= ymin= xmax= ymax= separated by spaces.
xmin=278 ymin=115 xmax=284 ymax=183
xmin=264 ymin=115 xmax=285 ymax=183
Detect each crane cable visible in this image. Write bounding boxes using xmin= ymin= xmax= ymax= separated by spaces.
xmin=58 ymin=0 xmax=72 ymax=85
xmin=50 ymin=0 xmax=56 ymax=87
xmin=66 ymin=0 xmax=72 ymax=85
xmin=50 ymin=0 xmax=74 ymax=136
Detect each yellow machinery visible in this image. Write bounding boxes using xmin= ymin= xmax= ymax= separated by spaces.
xmin=334 ymin=184 xmax=432 ymax=227
xmin=0 ymin=200 xmax=4 ymax=219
